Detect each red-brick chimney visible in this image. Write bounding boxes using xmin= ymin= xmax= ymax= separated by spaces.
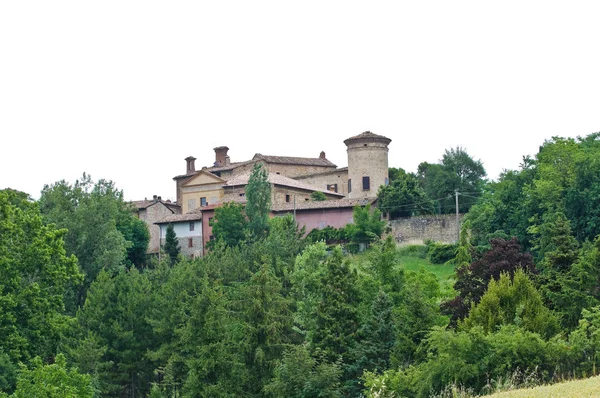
xmin=319 ymin=151 xmax=326 ymax=159
xmin=214 ymin=146 xmax=229 ymax=166
xmin=185 ymin=156 xmax=196 ymax=174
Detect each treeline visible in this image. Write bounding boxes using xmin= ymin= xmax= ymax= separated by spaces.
xmin=3 ymin=134 xmax=600 ymax=397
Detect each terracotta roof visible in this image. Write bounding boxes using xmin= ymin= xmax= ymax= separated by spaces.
xmin=205 ymin=160 xmax=255 ymax=173
xmin=271 ymin=197 xmax=376 ymax=212
xmin=224 ymin=172 xmax=345 ymax=197
xmin=131 ymin=199 xmax=180 ymax=210
xmin=344 ymin=131 xmax=391 ymax=145
xmin=295 ymin=167 xmax=348 ymax=179
xmin=155 ymin=208 xmax=203 ymax=224
xmin=253 ymin=154 xmax=337 ymax=167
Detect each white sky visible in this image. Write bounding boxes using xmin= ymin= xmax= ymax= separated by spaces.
xmin=1 ymin=1 xmax=599 ymax=202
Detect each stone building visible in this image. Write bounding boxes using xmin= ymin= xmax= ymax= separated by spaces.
xmin=132 ymin=195 xmax=181 ymax=254
xmin=161 ymin=131 xmax=392 ymax=258
xmin=344 ymin=131 xmax=391 ymax=199
xmin=155 ymin=210 xmax=203 ymax=259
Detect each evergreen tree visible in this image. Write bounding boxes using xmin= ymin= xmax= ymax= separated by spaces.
xmin=460 ymin=270 xmax=560 ymax=339
xmin=245 ymin=163 xmax=272 ymax=239
xmin=163 ymin=224 xmax=180 ymax=265
xmin=312 ymin=247 xmax=360 ymax=365
xmin=346 ymin=290 xmax=396 ymax=396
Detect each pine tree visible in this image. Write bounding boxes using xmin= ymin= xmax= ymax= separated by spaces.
xmin=163 ymin=223 xmax=180 ymax=265
xmin=345 ymin=290 xmax=396 ymax=395
xmin=312 ymin=247 xmax=360 ymax=364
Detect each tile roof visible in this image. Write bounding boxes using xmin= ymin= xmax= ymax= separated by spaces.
xmin=344 ymin=131 xmax=391 ymax=145
xmin=271 ymin=197 xmax=376 ymax=212
xmin=205 ymin=160 xmax=256 ymax=173
xmin=295 ymin=167 xmax=348 ymax=179
xmin=224 ymin=172 xmax=345 ymax=197
xmin=155 ymin=208 xmax=203 ymax=224
xmin=253 ymin=154 xmax=337 ymax=167
xmin=131 ymin=199 xmax=180 ymax=210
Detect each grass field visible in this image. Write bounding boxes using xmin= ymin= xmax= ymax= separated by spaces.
xmin=483 ymin=375 xmax=600 ymax=397
xmin=396 ymin=247 xmax=456 ymax=293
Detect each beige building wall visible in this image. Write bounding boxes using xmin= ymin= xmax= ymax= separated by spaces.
xmin=180 ymin=172 xmax=226 ymax=213
xmin=347 ymin=140 xmax=389 ymax=199
xmin=295 ymin=169 xmax=349 ymax=196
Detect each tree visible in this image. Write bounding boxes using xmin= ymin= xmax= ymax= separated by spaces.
xmin=64 ymin=269 xmax=157 ymax=397
xmin=312 ymin=247 xmax=360 ymax=365
xmin=442 ymin=237 xmax=536 ymax=324
xmin=38 ymin=174 xmax=148 ymax=310
xmin=246 ymin=163 xmax=272 ymax=239
xmin=0 ymin=189 xmax=81 ymax=365
xmin=265 ymin=345 xmax=342 ymax=398
xmin=163 ymin=224 xmax=180 ymax=265
xmin=310 ymin=191 xmax=327 ymax=201
xmin=347 ymin=205 xmax=386 ymax=249
xmin=345 ymin=290 xmax=396 ymax=396
xmin=418 ymin=146 xmax=486 ymax=214
xmin=460 ymin=270 xmax=559 ymax=339
xmin=377 ymin=172 xmax=434 ymax=219
xmin=209 ymin=202 xmax=247 ymax=248
xmin=2 ymin=354 xmax=95 ymax=398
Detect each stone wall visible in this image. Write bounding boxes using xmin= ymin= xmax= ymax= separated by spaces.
xmin=346 ymin=142 xmax=389 ymax=199
xmin=389 ymin=214 xmax=465 ymax=244
xmin=138 ymin=202 xmax=178 ymax=254
xmin=295 ymin=169 xmax=349 ymax=196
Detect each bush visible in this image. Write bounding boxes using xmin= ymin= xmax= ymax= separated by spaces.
xmin=397 ymin=244 xmax=428 ymax=258
xmin=426 ymin=242 xmax=457 ymax=264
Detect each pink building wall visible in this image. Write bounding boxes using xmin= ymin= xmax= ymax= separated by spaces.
xmin=278 ymin=208 xmax=355 ymax=233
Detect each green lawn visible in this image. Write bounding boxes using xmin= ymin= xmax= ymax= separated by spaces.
xmin=397 ymin=252 xmax=456 ymax=293
xmin=483 ymin=375 xmax=600 ymax=397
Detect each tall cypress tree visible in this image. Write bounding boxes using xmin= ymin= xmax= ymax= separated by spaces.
xmin=245 ymin=163 xmax=271 ymax=239
xmin=163 ymin=224 xmax=180 ymax=265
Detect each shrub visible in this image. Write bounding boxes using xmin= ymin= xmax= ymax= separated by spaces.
xmin=426 ymin=242 xmax=457 ymax=264
xmin=397 ymin=244 xmax=428 ymax=258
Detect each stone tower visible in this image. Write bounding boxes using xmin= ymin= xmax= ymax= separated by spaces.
xmin=344 ymin=131 xmax=391 ymax=199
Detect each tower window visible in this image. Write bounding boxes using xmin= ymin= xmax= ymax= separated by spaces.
xmin=285 ymin=194 xmax=290 ymax=203
xmin=362 ymin=176 xmax=370 ymax=190
xmin=348 ymin=179 xmax=352 ymax=193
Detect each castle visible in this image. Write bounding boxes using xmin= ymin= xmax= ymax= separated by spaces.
xmin=136 ymin=131 xmax=392 ymax=257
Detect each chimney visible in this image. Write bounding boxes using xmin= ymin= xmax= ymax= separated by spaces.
xmin=158 ymin=196 xmax=162 ymax=202
xmin=185 ymin=156 xmax=196 ymax=174
xmin=214 ymin=146 xmax=229 ymax=166
xmin=319 ymin=151 xmax=326 ymax=159
xmin=153 ymin=195 xmax=158 ymax=202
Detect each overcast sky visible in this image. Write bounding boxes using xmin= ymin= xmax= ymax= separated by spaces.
xmin=1 ymin=1 xmax=599 ymax=202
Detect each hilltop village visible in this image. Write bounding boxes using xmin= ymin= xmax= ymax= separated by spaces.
xmin=133 ymin=131 xmax=392 ymax=257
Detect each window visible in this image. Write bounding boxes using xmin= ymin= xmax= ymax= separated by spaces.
xmin=362 ymin=176 xmax=370 ymax=190
xmin=348 ymin=179 xmax=352 ymax=193
xmin=189 ymin=222 xmax=195 ymax=231
xmin=327 ymin=183 xmax=338 ymax=193
xmin=209 ymin=235 xmax=214 ymax=241
xmin=188 ymin=238 xmax=193 ymax=248
xmin=200 ymin=197 xmax=207 ymax=207
xmin=285 ymin=194 xmax=290 ymax=203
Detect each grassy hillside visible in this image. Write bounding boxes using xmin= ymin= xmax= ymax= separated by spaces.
xmin=484 ymin=376 xmax=600 ymax=398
